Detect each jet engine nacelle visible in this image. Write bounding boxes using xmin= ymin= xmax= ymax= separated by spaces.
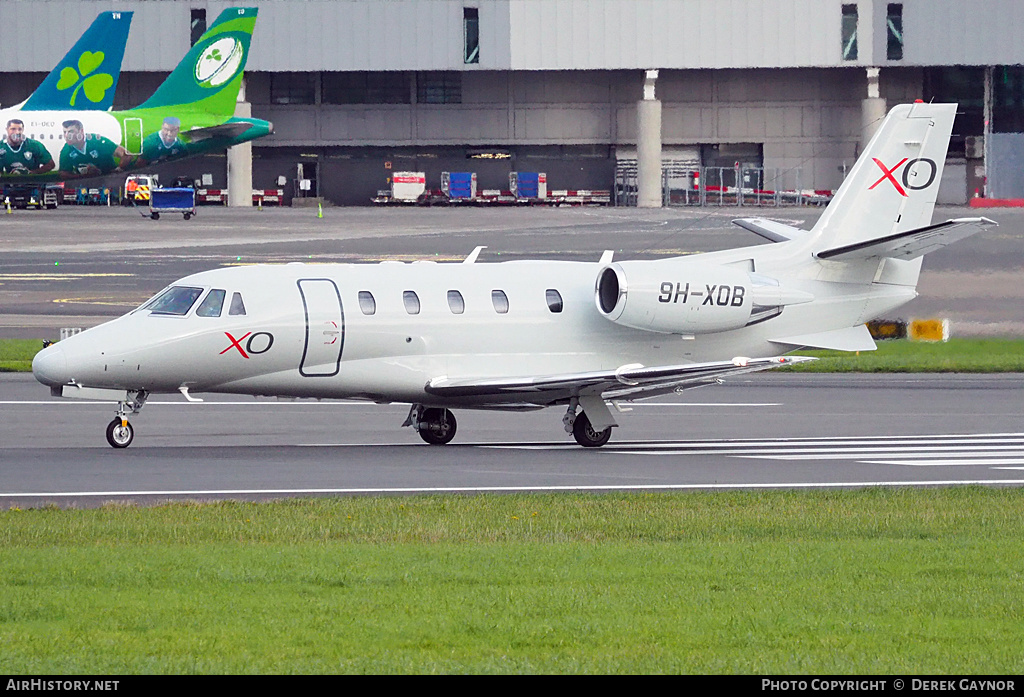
xmin=595 ymin=260 xmax=756 ymax=334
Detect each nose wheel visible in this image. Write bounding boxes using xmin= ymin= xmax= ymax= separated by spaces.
xmin=106 ymin=418 xmax=134 ymax=448
xmin=104 ymin=390 xmax=148 ymax=448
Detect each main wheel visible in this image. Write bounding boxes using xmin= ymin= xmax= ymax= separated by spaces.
xmin=418 ymin=408 xmax=457 ymax=445
xmin=572 ymin=411 xmax=612 ymax=448
xmin=106 ymin=418 xmax=134 ymax=448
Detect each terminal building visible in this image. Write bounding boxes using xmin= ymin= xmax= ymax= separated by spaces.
xmin=2 ymin=0 xmax=1023 ymax=206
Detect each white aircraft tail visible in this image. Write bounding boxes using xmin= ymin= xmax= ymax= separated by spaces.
xmin=810 ymin=102 xmax=956 ymax=253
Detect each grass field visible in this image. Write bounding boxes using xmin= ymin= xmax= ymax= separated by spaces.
xmin=2 ymin=489 xmax=1023 ymax=674
xmin=5 ymin=337 xmax=1024 ymax=373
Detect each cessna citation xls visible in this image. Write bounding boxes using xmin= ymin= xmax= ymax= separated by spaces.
xmin=34 ymin=102 xmax=995 ymax=448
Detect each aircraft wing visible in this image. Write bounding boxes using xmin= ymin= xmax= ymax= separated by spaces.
xmin=425 ymin=355 xmax=814 ymax=404
xmin=815 ymin=217 xmax=997 ymax=261
xmin=732 ymin=217 xmax=807 ymax=242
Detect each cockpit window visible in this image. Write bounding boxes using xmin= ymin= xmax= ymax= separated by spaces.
xmin=144 ymin=286 xmax=204 ymax=316
xmin=196 ymin=289 xmax=226 ymax=317
xmin=229 ymin=292 xmax=247 ymax=316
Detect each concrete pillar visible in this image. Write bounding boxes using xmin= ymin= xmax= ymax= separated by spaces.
xmin=861 ymin=67 xmax=887 ymax=153
xmin=636 ymin=69 xmax=662 ymax=208
xmin=227 ymin=84 xmax=253 ymax=208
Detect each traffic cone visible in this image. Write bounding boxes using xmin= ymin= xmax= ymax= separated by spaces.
xmin=4 ymin=197 xmax=10 ymax=214
xmin=317 ymin=200 xmax=323 ymax=219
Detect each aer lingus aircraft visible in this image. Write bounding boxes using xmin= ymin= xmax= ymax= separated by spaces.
xmin=0 ymin=7 xmax=270 ymax=182
xmin=33 ymin=102 xmax=995 ymax=448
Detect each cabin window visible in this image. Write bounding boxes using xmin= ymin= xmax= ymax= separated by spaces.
xmin=447 ymin=290 xmax=465 ymax=314
xmin=229 ymin=292 xmax=247 ymax=316
xmin=144 ymin=286 xmax=204 ymax=316
xmin=491 ymin=289 xmax=509 ymax=314
xmin=358 ymin=291 xmax=376 ymax=315
xmin=403 ymin=290 xmax=421 ymax=315
xmin=196 ymin=289 xmax=226 ymax=317
xmin=545 ymin=289 xmax=563 ymax=313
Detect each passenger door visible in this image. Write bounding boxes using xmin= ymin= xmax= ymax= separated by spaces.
xmin=297 ymin=279 xmax=343 ymax=377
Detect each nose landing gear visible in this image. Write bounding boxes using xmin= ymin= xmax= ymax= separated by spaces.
xmin=105 ymin=390 xmax=148 ymax=449
xmin=106 ymin=418 xmax=134 ymax=448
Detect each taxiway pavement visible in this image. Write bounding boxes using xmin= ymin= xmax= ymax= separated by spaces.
xmin=2 ymin=372 xmax=1022 ymax=508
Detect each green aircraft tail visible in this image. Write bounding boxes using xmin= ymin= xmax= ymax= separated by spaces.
xmin=136 ymin=7 xmax=257 ymax=118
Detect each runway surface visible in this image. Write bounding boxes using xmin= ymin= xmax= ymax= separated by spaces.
xmin=3 ymin=372 xmax=1022 ymax=508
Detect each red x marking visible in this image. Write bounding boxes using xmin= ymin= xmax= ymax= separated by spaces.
xmin=869 ymin=157 xmax=908 ymax=196
xmin=220 ymin=331 xmax=252 ymax=358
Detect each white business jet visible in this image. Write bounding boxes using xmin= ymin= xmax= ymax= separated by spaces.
xmin=33 ymin=102 xmax=994 ymax=448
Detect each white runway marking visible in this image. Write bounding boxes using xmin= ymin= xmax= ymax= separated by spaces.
xmin=484 ymin=433 xmax=1024 ymax=469
xmin=5 ymin=480 xmax=1024 ymax=499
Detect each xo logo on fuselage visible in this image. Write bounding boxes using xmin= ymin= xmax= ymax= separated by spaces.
xmin=869 ymin=157 xmax=937 ymax=197
xmin=220 ymin=331 xmax=274 ymax=359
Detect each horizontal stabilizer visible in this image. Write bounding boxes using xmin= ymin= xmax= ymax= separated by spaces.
xmin=183 ymin=121 xmax=253 ymax=142
xmin=816 ymin=217 xmax=997 ymax=261
xmin=732 ymin=218 xmax=807 ymax=243
xmin=770 ymin=324 xmax=877 ymax=352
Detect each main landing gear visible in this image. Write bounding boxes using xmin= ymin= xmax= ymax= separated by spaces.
xmin=563 ymin=399 xmax=613 ymax=448
xmin=403 ymin=405 xmax=458 ymax=445
xmin=105 ymin=390 xmax=148 ymax=449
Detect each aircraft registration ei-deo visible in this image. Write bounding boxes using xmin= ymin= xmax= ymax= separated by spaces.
xmin=33 ymin=101 xmax=995 ymax=448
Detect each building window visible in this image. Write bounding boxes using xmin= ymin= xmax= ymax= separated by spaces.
xmin=886 ymin=4 xmax=904 ymax=60
xmin=545 ymin=289 xmax=563 ymax=313
xmin=190 ymin=9 xmax=206 ymax=47
xmin=358 ymin=291 xmax=376 ymax=315
xmin=491 ymin=290 xmax=509 ymax=314
xmin=270 ymin=72 xmax=316 ymax=105
xmin=322 ymin=72 xmax=411 ymax=105
xmin=464 ymin=7 xmax=480 ymax=64
xmin=841 ymin=4 xmax=858 ymax=61
xmin=403 ymin=290 xmax=421 ymax=315
xmin=447 ymin=290 xmax=465 ymax=314
xmin=417 ymin=72 xmax=462 ymax=104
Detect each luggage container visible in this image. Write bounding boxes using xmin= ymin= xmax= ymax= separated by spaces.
xmin=510 ymin=172 xmax=547 ymax=201
xmin=391 ymin=172 xmax=426 ymax=202
xmin=149 ymin=187 xmax=196 ymax=220
xmin=441 ymin=172 xmax=477 ymax=201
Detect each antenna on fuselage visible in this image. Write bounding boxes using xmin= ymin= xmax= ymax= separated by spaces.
xmin=463 ymin=246 xmax=487 ymax=264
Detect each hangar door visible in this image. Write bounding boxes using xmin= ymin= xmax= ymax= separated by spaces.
xmin=298 ymin=279 xmax=344 ymax=377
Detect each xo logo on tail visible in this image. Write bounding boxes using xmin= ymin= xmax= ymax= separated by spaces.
xmin=869 ymin=157 xmax=937 ymax=197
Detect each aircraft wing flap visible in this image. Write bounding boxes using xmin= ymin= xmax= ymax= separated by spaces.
xmin=815 ymin=217 xmax=997 ymax=261
xmin=425 ymin=356 xmax=814 ymax=400
xmin=732 ymin=218 xmax=807 ymax=242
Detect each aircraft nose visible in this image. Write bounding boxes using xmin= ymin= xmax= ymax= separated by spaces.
xmin=32 ymin=344 xmax=68 ymax=387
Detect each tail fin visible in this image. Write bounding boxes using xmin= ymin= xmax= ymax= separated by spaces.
xmin=136 ymin=7 xmax=257 ymax=118
xmin=810 ymin=102 xmax=956 ymax=251
xmin=21 ymin=11 xmax=133 ymax=111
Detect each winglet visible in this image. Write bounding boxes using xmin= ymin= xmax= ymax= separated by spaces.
xmin=21 ymin=11 xmax=133 ymax=111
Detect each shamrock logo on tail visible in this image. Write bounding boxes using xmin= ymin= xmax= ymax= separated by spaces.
xmin=56 ymin=51 xmax=114 ymax=106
